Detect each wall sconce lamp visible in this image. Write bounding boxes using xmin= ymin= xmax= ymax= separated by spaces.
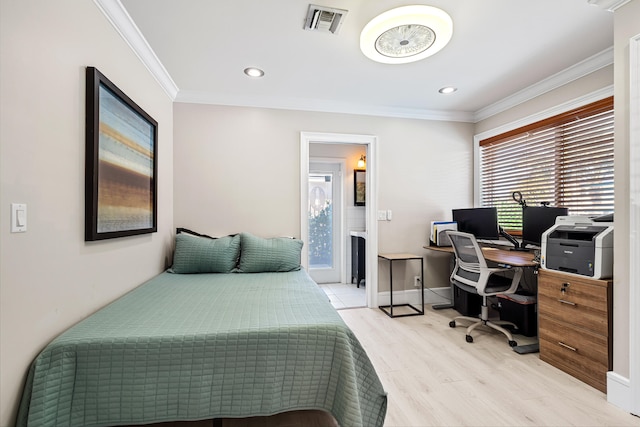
xmin=357 ymin=155 xmax=366 ymax=169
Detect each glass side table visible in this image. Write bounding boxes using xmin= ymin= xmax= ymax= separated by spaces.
xmin=378 ymin=253 xmax=424 ymax=318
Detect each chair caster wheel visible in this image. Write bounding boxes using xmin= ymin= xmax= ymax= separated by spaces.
xmin=465 ymin=335 xmax=473 ymax=343
xmin=449 ymin=321 xmax=456 ymax=328
xmin=509 ymin=340 xmax=518 ymax=347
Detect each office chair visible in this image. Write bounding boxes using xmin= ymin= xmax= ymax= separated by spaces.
xmin=446 ymin=230 xmax=523 ymax=347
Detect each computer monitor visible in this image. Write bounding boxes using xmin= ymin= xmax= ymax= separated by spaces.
xmin=451 ymin=207 xmax=500 ymax=240
xmin=521 ymin=206 xmax=568 ymax=247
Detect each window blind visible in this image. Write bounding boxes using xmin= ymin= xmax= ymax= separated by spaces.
xmin=479 ymin=97 xmax=614 ymax=232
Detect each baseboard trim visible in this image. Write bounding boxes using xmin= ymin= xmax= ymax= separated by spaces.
xmin=607 ymin=371 xmax=633 ymax=413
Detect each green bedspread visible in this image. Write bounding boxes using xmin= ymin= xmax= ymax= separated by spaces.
xmin=16 ymin=270 xmax=387 ymax=427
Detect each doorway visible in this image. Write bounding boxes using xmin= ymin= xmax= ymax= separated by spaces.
xmin=300 ymin=132 xmax=379 ymax=309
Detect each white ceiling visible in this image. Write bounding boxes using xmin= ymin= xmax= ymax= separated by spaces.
xmin=114 ymin=0 xmax=614 ymax=122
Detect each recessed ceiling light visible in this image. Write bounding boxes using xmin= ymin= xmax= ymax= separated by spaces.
xmin=360 ymin=5 xmax=453 ymax=64
xmin=243 ymin=67 xmax=264 ymax=78
xmin=438 ymin=86 xmax=457 ymax=94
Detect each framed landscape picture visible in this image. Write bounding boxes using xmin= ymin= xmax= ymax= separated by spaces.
xmin=85 ymin=67 xmax=158 ymax=241
xmin=354 ymin=169 xmax=366 ymax=206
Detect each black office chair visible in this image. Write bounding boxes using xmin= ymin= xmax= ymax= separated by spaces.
xmin=446 ymin=230 xmax=523 ymax=347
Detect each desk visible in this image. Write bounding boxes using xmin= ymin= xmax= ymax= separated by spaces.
xmin=424 ymin=245 xmax=537 ymax=310
xmin=378 ymin=253 xmax=424 ymax=318
xmin=424 ymin=245 xmax=537 ymax=267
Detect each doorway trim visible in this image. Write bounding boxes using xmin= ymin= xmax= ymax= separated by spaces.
xmin=300 ymin=132 xmax=378 ymax=308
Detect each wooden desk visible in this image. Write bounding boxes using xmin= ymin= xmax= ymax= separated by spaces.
xmin=424 ymin=245 xmax=537 ymax=267
xmin=423 ymin=245 xmax=537 ymax=311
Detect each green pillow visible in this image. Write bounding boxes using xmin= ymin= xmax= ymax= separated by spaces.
xmin=170 ymin=233 xmax=240 ymax=274
xmin=237 ymin=232 xmax=303 ymax=273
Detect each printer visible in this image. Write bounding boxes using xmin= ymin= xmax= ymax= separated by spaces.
xmin=540 ymin=215 xmax=613 ymax=279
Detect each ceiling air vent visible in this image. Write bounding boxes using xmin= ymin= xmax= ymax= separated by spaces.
xmin=304 ymin=5 xmax=348 ymax=34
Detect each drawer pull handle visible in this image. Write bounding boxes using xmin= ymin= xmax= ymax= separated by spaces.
xmin=558 ymin=341 xmax=577 ymax=352
xmin=558 ymin=299 xmax=576 ymax=306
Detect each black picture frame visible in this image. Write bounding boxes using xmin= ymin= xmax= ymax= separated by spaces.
xmin=85 ymin=67 xmax=158 ymax=241
xmin=354 ymin=169 xmax=366 ymax=206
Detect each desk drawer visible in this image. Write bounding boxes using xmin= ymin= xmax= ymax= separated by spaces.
xmin=538 ymin=270 xmax=610 ymax=335
xmin=539 ymin=314 xmax=610 ymax=392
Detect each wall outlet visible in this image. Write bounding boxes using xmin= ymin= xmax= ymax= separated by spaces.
xmin=414 ymin=276 xmax=421 ymax=287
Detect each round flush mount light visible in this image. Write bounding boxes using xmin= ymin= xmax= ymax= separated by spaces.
xmin=243 ymin=67 xmax=264 ymax=78
xmin=360 ymin=5 xmax=453 ymax=64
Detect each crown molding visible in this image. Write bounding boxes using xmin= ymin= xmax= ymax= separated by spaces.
xmin=473 ymin=47 xmax=613 ymax=122
xmin=587 ymin=0 xmax=632 ymax=11
xmin=175 ymin=91 xmax=476 ymax=122
xmin=93 ymin=0 xmax=178 ymax=100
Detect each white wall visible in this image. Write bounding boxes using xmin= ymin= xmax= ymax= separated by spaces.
xmin=612 ymin=0 xmax=640 ymax=386
xmin=0 ymin=1 xmax=174 ymax=425
xmin=173 ymin=103 xmax=474 ymax=292
xmin=615 ymin=1 xmax=640 ymax=415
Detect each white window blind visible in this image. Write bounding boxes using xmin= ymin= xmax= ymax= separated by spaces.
xmin=479 ymin=97 xmax=614 ymax=232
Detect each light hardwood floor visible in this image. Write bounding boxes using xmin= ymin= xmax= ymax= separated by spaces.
xmin=339 ymin=305 xmax=640 ymax=426
xmin=132 ymin=305 xmax=640 ymax=427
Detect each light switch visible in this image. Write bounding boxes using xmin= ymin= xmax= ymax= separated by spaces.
xmin=11 ymin=203 xmax=27 ymax=232
xmin=387 ymin=210 xmax=393 ymax=220
xmin=377 ymin=210 xmax=387 ymax=221
xmin=17 ymin=209 xmax=26 ymax=226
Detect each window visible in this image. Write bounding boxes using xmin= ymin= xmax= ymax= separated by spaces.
xmin=479 ymin=97 xmax=614 ymax=232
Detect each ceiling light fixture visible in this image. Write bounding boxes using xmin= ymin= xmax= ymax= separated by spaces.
xmin=360 ymin=5 xmax=453 ymax=64
xmin=243 ymin=67 xmax=264 ymax=78
xmin=438 ymin=86 xmax=457 ymax=94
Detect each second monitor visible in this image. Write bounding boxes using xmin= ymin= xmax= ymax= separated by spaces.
xmin=452 ymin=206 xmax=524 ymax=250
xmin=451 ymin=207 xmax=500 ymax=240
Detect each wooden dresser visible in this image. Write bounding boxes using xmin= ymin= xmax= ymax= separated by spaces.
xmin=537 ymin=269 xmax=613 ymax=393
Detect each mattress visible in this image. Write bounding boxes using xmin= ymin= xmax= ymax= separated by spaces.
xmin=16 ymin=270 xmax=387 ymax=427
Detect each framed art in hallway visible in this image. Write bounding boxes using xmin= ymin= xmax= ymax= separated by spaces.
xmin=85 ymin=66 xmax=158 ymax=241
xmin=354 ymin=169 xmax=366 ymax=206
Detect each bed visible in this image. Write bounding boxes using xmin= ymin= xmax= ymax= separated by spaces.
xmin=16 ymin=232 xmax=387 ymax=427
